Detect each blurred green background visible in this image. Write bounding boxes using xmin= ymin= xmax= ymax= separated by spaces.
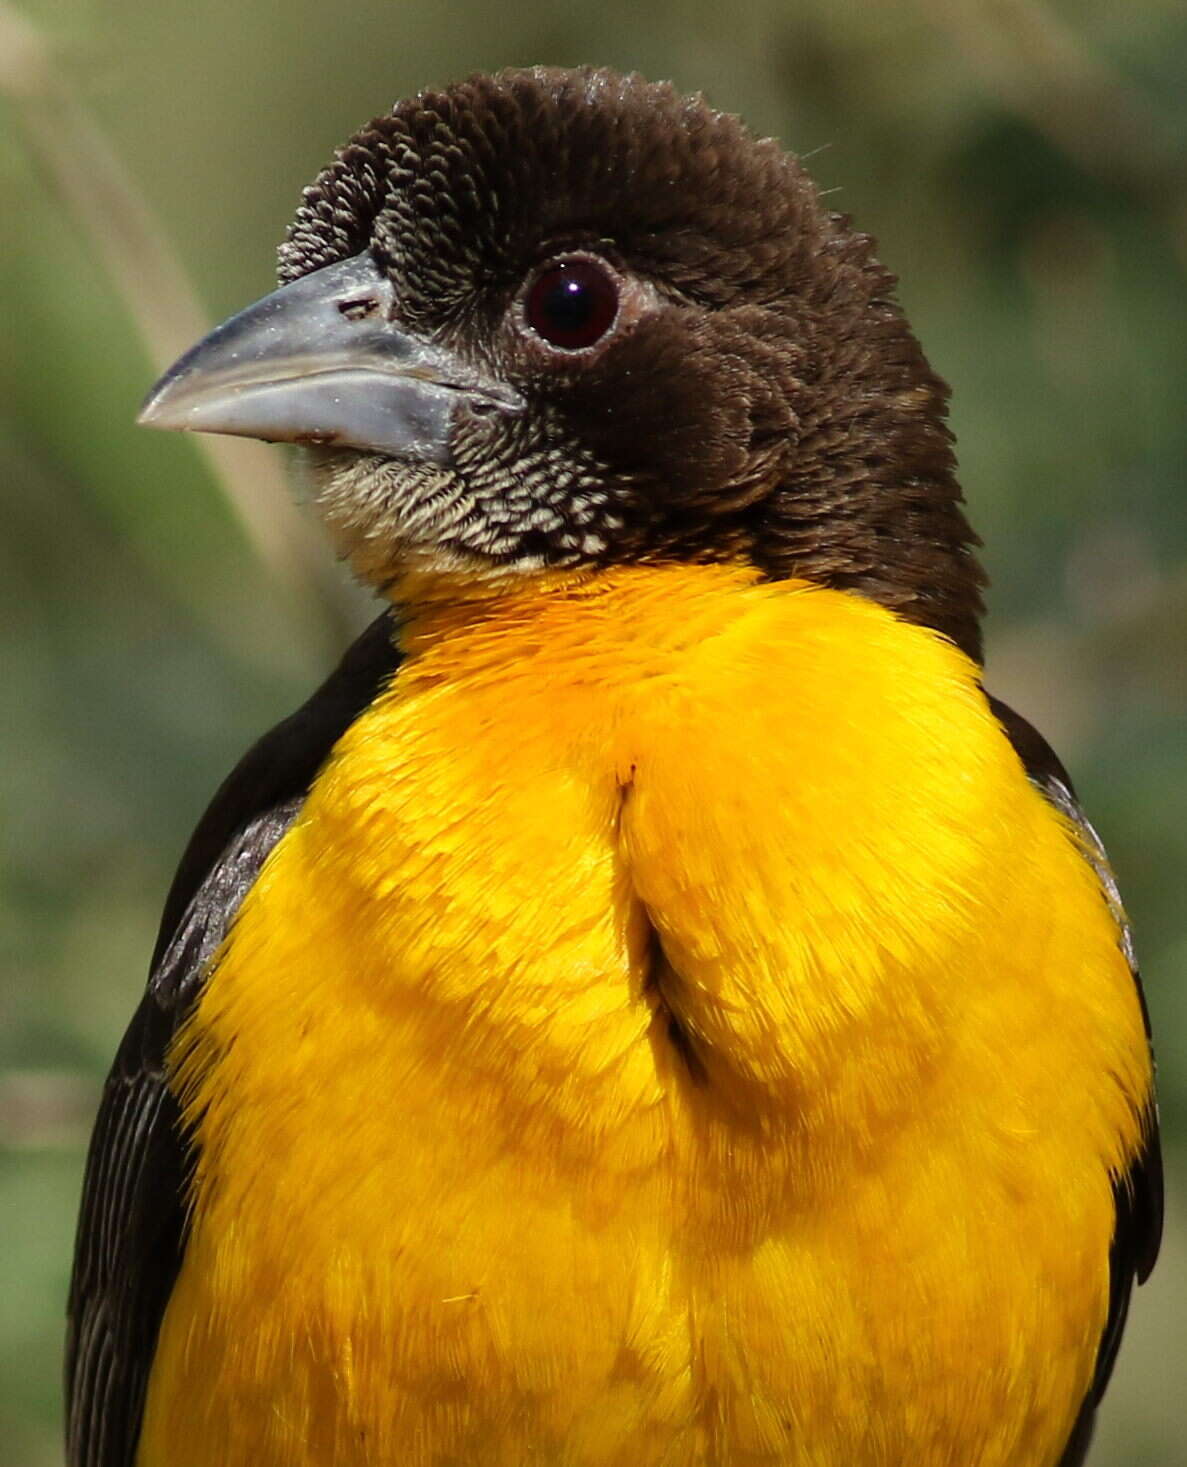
xmin=1 ymin=0 xmax=1184 ymax=1462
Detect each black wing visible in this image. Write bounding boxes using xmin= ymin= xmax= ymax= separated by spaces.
xmin=989 ymin=698 xmax=1163 ymax=1467
xmin=65 ymin=610 xmax=400 ymax=1467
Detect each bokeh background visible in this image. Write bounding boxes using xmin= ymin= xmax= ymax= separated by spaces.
xmin=2 ymin=0 xmax=1184 ymax=1462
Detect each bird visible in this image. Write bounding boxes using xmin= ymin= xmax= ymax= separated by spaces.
xmin=66 ymin=65 xmax=1161 ymax=1467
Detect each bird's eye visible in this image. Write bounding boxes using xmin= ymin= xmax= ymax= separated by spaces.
xmin=523 ymin=257 xmax=620 ymax=351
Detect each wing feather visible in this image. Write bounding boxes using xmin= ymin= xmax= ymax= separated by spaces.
xmin=65 ymin=612 xmax=399 ymax=1467
xmin=990 ymin=696 xmax=1162 ymax=1467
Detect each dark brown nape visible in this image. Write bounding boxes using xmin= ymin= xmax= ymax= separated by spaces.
xmin=282 ymin=67 xmax=987 ymax=662
xmin=748 ymin=227 xmax=987 ymax=663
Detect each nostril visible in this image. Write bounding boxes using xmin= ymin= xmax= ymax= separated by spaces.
xmin=337 ymin=296 xmax=379 ymax=322
xmin=464 ymin=393 xmax=525 ymax=421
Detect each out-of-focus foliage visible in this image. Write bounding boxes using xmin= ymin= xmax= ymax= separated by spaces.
xmin=1 ymin=1 xmax=1184 ymax=1462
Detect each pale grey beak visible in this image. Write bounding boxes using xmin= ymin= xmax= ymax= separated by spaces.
xmin=138 ymin=252 xmax=523 ymax=462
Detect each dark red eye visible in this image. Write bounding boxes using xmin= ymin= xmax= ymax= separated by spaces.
xmin=523 ymin=258 xmax=620 ymax=351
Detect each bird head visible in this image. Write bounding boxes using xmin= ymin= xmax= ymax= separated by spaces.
xmin=141 ymin=67 xmax=985 ymax=658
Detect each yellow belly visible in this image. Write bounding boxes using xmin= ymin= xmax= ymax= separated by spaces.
xmin=138 ymin=565 xmax=1151 ymax=1467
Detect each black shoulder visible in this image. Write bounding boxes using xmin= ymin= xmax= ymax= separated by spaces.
xmin=151 ymin=610 xmax=401 ymax=969
xmin=988 ymin=695 xmax=1163 ymax=1467
xmin=65 ymin=610 xmax=400 ymax=1467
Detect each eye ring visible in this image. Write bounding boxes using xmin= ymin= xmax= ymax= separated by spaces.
xmin=521 ymin=254 xmax=621 ymax=352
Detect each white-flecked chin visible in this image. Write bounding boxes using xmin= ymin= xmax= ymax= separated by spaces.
xmin=296 ymin=447 xmax=553 ymax=590
xmin=296 ymin=445 xmax=621 ymax=591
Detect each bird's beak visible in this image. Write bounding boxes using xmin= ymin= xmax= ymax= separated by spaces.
xmin=138 ymin=252 xmax=523 ymax=463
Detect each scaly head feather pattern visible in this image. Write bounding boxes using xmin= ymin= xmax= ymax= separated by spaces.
xmin=184 ymin=67 xmax=990 ymax=658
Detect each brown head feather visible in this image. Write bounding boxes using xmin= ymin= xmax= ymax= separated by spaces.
xmin=283 ymin=67 xmax=985 ymax=660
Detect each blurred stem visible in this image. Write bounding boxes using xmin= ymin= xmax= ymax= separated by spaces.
xmin=930 ymin=0 xmax=1186 ymax=222
xmin=0 ymin=1 xmax=358 ymax=652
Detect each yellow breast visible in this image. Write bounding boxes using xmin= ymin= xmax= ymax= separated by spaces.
xmin=138 ymin=565 xmax=1151 ymax=1467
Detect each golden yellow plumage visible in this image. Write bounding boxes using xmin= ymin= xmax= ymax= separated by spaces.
xmin=137 ymin=565 xmax=1150 ymax=1467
